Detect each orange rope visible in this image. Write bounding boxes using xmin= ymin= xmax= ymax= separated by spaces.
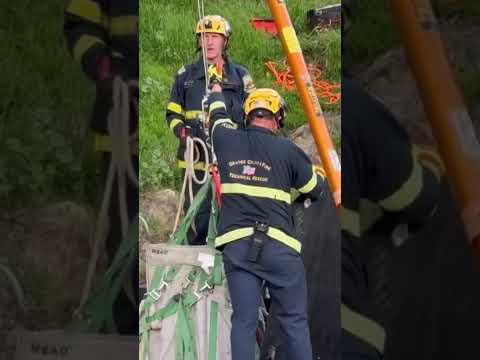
xmin=265 ymin=60 xmax=341 ymax=105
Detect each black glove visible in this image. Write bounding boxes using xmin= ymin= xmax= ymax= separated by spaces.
xmin=96 ymin=54 xmax=138 ymax=110
xmin=173 ymin=124 xmax=188 ymax=145
xmin=174 ymin=121 xmax=209 ymax=146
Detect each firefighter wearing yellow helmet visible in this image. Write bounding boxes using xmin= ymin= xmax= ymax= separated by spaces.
xmin=166 ymin=15 xmax=256 ymax=245
xmin=206 ymin=82 xmax=327 ymax=359
xmin=63 ymin=0 xmax=139 ymax=335
xmin=195 ymin=15 xmax=233 ymax=51
xmin=243 ymin=88 xmax=287 ymax=128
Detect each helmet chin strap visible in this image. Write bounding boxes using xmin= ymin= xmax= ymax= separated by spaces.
xmin=275 ymin=111 xmax=285 ymax=128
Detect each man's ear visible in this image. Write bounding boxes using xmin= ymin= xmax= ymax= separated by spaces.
xmin=223 ymin=35 xmax=229 ymax=50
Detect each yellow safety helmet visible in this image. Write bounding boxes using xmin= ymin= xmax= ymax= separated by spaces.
xmin=195 ymin=15 xmax=232 ymax=47
xmin=243 ymin=88 xmax=287 ymax=127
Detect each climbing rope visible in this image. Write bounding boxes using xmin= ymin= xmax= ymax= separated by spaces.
xmin=171 ymin=0 xmax=220 ymax=235
xmin=172 ymin=136 xmax=210 ymax=234
xmin=0 ymin=260 xmax=26 ymax=314
xmin=265 ymin=60 xmax=341 ymax=105
xmin=76 ymin=76 xmax=139 ymax=320
xmin=197 ymin=0 xmax=209 ymax=97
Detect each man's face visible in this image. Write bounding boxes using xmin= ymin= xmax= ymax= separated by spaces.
xmin=200 ymin=33 xmax=225 ymax=62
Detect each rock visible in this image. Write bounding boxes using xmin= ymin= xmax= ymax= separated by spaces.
xmin=1 ymin=201 xmax=93 ymax=330
xmin=355 ymin=23 xmax=480 ymax=145
xmin=289 ymin=112 xmax=341 ymax=165
xmin=140 ymin=189 xmax=179 ymax=243
xmin=139 ymin=189 xmax=179 ymax=286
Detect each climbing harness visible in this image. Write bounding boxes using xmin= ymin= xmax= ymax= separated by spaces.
xmin=172 ymin=0 xmax=227 ymax=237
xmin=139 ymin=179 xmax=231 ymax=360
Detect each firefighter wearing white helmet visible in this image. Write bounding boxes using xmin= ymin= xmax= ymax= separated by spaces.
xmin=166 ymin=15 xmax=255 ymax=245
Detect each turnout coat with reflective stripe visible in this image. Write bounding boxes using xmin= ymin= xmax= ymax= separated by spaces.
xmin=207 ymin=92 xmax=323 ymax=253
xmin=64 ymin=0 xmax=138 ymax=134
xmin=64 ymin=0 xmax=138 ymax=81
xmin=340 ymin=79 xmax=441 ymax=356
xmin=166 ymin=58 xmax=255 ymax=168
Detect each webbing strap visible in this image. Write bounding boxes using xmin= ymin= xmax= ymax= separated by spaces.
xmin=140 ymin=299 xmax=179 ymax=360
xmin=140 ymin=299 xmax=178 ymax=335
xmin=197 ymin=269 xmax=212 ymax=294
xmin=170 ymin=180 xmax=211 ymax=245
xmin=142 ymin=266 xmax=175 ymax=310
xmin=76 ymin=219 xmax=138 ymax=333
xmin=208 ymin=301 xmax=219 ymax=360
xmin=212 ymin=254 xmax=223 ymax=286
xmin=165 ymin=267 xmax=178 ymax=282
xmin=176 ymin=297 xmax=197 ymax=360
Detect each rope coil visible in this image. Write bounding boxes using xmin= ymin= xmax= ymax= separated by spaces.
xmin=265 ymin=60 xmax=341 ymax=105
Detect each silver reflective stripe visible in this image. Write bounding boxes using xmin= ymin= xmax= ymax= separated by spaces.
xmin=359 ymin=199 xmax=384 ymax=234
xmin=379 ymin=154 xmax=423 ymax=211
xmin=340 ymin=207 xmax=360 ymax=237
xmin=341 ymin=303 xmax=386 ymax=354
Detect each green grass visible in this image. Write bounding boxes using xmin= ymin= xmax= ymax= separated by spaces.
xmin=344 ymin=0 xmax=480 ymax=138
xmin=0 ymin=1 xmax=95 ymax=208
xmin=345 ymin=0 xmax=480 ymax=67
xmin=140 ymin=0 xmax=341 ymax=192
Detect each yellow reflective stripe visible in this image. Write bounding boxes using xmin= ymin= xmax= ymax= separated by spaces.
xmin=169 ymin=118 xmax=184 ymax=131
xmin=378 ymin=156 xmax=422 ymax=211
xmin=341 ymin=304 xmax=385 ymax=354
xmin=167 ymin=102 xmax=184 ymax=116
xmin=267 ymin=227 xmax=302 ymax=252
xmin=341 ymin=201 xmax=384 ymax=238
xmin=94 ymin=133 xmax=111 ymax=152
xmin=222 ymin=183 xmax=291 ymax=204
xmin=215 ymin=228 xmax=254 ymax=247
xmin=340 ymin=207 xmax=361 ymax=237
xmin=209 ymin=101 xmax=226 ymax=113
xmin=73 ymin=35 xmax=105 ymax=61
xmin=185 ymin=111 xmax=203 ymax=120
xmin=94 ymin=134 xmax=138 ymax=154
xmin=298 ymin=166 xmax=317 ymax=193
xmin=212 ymin=118 xmax=237 ymax=135
xmin=359 ymin=199 xmax=384 ymax=233
xmin=290 ymin=188 xmax=301 ymax=202
xmin=177 ymin=160 xmax=208 ymax=171
xmin=66 ymin=0 xmax=101 ymax=24
xmin=313 ymin=165 xmax=326 ymax=179
xmin=412 ymin=145 xmax=445 ymax=181
xmin=215 ymin=226 xmax=302 ymax=252
xmin=109 ymin=16 xmax=139 ymax=35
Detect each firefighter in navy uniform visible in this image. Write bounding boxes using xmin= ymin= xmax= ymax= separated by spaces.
xmin=207 ymin=85 xmax=326 ymax=360
xmin=166 ymin=15 xmax=255 ymax=245
xmin=63 ymin=0 xmax=139 ymax=334
xmin=341 ymin=78 xmax=444 ymax=359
